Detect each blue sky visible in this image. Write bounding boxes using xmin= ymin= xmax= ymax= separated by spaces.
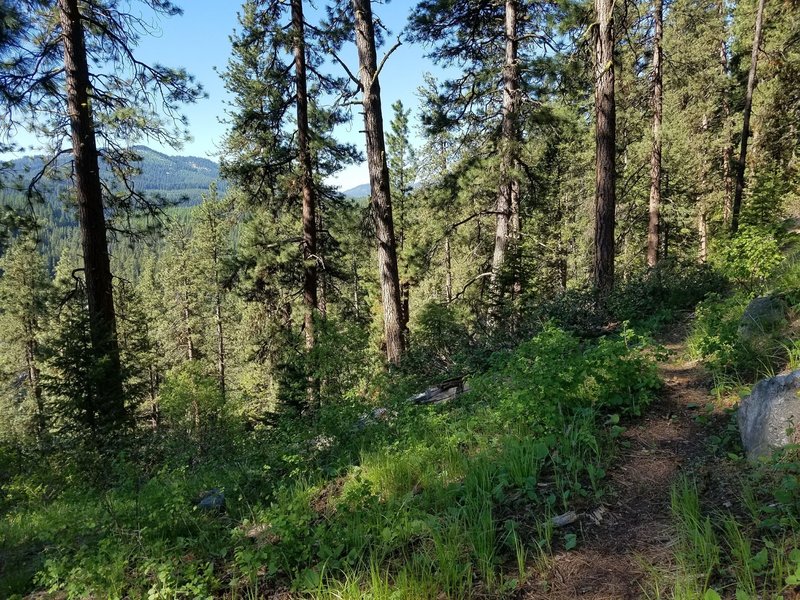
xmin=130 ymin=0 xmax=444 ymax=190
xmin=3 ymin=1 xmax=446 ymax=190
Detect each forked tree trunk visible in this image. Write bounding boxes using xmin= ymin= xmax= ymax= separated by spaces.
xmin=647 ymin=0 xmax=663 ymax=268
xmin=731 ymin=0 xmax=767 ymax=233
xmin=593 ymin=0 xmax=617 ymax=295
xmin=353 ymin=0 xmax=405 ymax=364
xmin=489 ymin=0 xmax=520 ymax=306
xmin=58 ymin=0 xmax=125 ymax=428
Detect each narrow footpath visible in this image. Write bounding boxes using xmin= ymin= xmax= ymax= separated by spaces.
xmin=525 ymin=326 xmax=716 ymax=599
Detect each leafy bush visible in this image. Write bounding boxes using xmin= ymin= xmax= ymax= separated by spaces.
xmin=712 ymin=226 xmax=785 ymax=290
xmin=686 ymin=291 xmax=790 ymax=386
xmin=526 ymin=261 xmax=725 ymax=338
xmin=401 ymin=302 xmax=478 ymax=379
xmin=160 ymin=361 xmax=224 ymax=439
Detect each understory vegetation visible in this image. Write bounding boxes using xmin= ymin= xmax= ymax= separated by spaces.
xmin=647 ymin=228 xmax=800 ymax=600
xmin=0 ymin=314 xmax=665 ymax=598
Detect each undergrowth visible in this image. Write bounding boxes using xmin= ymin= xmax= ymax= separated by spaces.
xmin=0 ymin=326 xmax=660 ymax=599
xmin=662 ymin=226 xmax=800 ymax=599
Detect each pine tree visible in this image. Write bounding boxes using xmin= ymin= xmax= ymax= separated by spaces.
xmin=352 ymin=0 xmax=406 ymax=364
xmin=1 ymin=0 xmax=203 ymax=435
xmin=0 ymin=233 xmax=51 ymax=446
xmin=647 ymin=0 xmax=664 ymax=268
xmin=731 ymin=0 xmax=767 ymax=232
xmin=593 ymin=0 xmax=617 ymax=294
xmin=408 ymin=0 xmax=558 ymax=306
xmin=190 ymin=185 xmax=234 ymax=400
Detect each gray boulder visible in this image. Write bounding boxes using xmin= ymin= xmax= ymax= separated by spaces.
xmin=738 ymin=370 xmax=800 ymax=460
xmin=738 ymin=296 xmax=787 ymax=341
xmin=197 ymin=488 xmax=225 ymax=512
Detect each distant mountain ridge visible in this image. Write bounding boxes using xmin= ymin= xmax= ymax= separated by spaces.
xmin=341 ymin=183 xmax=371 ymax=199
xmin=4 ymin=145 xmax=374 ymax=203
xmin=4 ymin=145 xmax=225 ymax=205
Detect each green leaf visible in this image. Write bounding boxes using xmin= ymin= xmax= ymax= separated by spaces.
xmin=749 ymin=548 xmax=768 ymax=572
xmin=736 ymin=588 xmax=753 ymax=600
xmin=564 ymin=533 xmax=577 ymax=550
xmin=703 ymin=589 xmax=722 ymax=600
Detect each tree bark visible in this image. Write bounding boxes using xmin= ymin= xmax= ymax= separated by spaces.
xmin=444 ymin=235 xmax=453 ymax=304
xmin=489 ymin=0 xmax=520 ymax=304
xmin=183 ymin=296 xmax=194 ymax=361
xmin=353 ymin=0 xmax=405 ymax=364
xmin=719 ymin=0 xmax=734 ymax=224
xmin=698 ymin=211 xmax=709 ymax=263
xmin=292 ymin=0 xmax=318 ymax=353
xmin=593 ymin=0 xmax=617 ymax=294
xmin=214 ymin=292 xmax=226 ymax=399
xmin=58 ymin=0 xmax=125 ymax=427
xmin=731 ymin=0 xmax=766 ymax=233
xmin=647 ymin=0 xmax=663 ymax=269
xmin=24 ymin=330 xmax=45 ymax=443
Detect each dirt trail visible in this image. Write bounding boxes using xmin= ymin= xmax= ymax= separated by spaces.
xmin=524 ymin=328 xmax=714 ymax=600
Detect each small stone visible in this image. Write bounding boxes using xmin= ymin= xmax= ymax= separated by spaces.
xmin=552 ymin=511 xmax=579 ymax=527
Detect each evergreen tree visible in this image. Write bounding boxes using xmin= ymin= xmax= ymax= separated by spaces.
xmin=593 ymin=0 xmax=617 ymax=294
xmin=352 ymin=0 xmax=406 ymax=364
xmin=731 ymin=0 xmax=767 ymax=232
xmin=0 ymin=233 xmax=51 ymax=446
xmin=189 ymin=185 xmax=234 ymax=400
xmin=1 ymin=0 xmax=202 ymax=435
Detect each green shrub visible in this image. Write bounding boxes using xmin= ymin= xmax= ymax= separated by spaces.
xmin=687 ymin=292 xmax=788 ymax=383
xmin=712 ymin=226 xmax=785 ymax=291
xmin=159 ymin=361 xmax=224 ymax=441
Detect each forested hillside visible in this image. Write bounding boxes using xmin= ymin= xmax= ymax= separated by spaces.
xmin=1 ymin=146 xmax=226 ymax=269
xmin=1 ymin=0 xmax=799 ymax=598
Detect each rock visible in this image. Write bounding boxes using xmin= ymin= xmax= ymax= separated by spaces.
xmin=407 ymin=377 xmax=471 ymax=405
xmin=197 ymin=488 xmax=225 ymax=512
xmin=552 ymin=511 xmax=579 ymax=527
xmin=738 ymin=370 xmax=800 ymax=460
xmin=738 ymin=295 xmax=787 ymax=341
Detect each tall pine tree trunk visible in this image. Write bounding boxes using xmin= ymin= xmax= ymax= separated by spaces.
xmin=647 ymin=0 xmax=663 ymax=268
xmin=24 ymin=330 xmax=45 ymax=443
xmin=183 ymin=289 xmax=194 ymax=361
xmin=731 ymin=0 xmax=767 ymax=233
xmin=719 ymin=0 xmax=734 ymax=224
xmin=489 ymin=0 xmax=520 ymax=304
xmin=292 ymin=0 xmax=317 ymax=353
xmin=698 ymin=211 xmax=709 ymax=263
xmin=593 ymin=0 xmax=617 ymax=294
xmin=58 ymin=0 xmax=125 ymax=428
xmin=444 ymin=235 xmax=453 ymax=304
xmin=353 ymin=0 xmax=405 ymax=364
xmin=214 ymin=291 xmax=226 ymax=399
